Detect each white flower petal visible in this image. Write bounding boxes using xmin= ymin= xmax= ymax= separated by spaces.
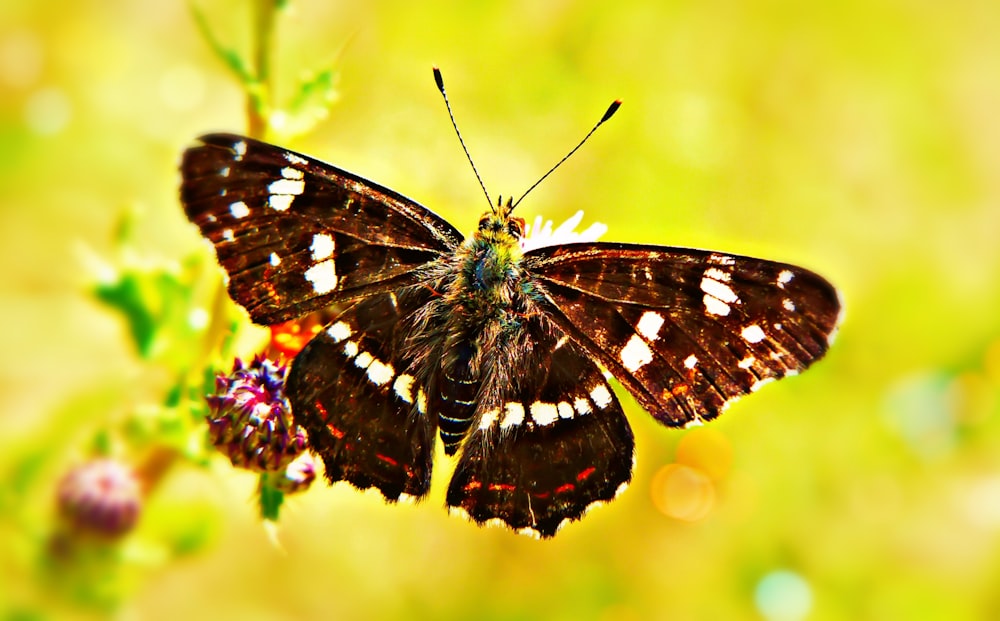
xmin=521 ymin=210 xmax=607 ymax=251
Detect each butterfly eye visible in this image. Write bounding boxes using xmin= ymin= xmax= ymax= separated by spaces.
xmin=507 ymin=218 xmax=525 ymax=238
xmin=478 ymin=216 xmax=491 ymax=230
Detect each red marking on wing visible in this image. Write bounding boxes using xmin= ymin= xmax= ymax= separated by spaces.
xmin=326 ymin=422 xmax=345 ymax=439
xmin=488 ymin=483 xmax=517 ymax=493
xmin=376 ymin=453 xmax=399 ymax=467
xmin=554 ymin=483 xmax=575 ymax=494
xmin=576 ymin=466 xmax=596 ymax=482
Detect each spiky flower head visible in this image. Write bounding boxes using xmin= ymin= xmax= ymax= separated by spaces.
xmin=57 ymin=458 xmax=142 ymax=537
xmin=206 ymin=355 xmax=307 ymax=473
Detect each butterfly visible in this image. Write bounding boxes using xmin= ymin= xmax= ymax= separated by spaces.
xmin=180 ymin=74 xmax=841 ymax=538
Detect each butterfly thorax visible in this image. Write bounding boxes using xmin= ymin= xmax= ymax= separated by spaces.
xmin=454 ymin=210 xmax=525 ymax=314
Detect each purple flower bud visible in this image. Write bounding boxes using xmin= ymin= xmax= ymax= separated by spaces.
xmin=206 ymin=355 xmax=307 ymax=472
xmin=273 ymin=453 xmax=318 ymax=495
xmin=57 ymin=458 xmax=142 ymax=537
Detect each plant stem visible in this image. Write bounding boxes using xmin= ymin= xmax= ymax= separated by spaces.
xmin=247 ymin=0 xmax=279 ymax=139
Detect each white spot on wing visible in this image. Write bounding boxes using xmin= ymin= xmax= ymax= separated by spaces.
xmin=233 ymin=140 xmax=246 ymax=161
xmin=557 ymin=402 xmax=574 ymax=419
xmin=478 ymin=408 xmax=500 ymax=430
xmin=589 ymin=384 xmax=613 ymax=409
xmin=573 ymin=398 xmax=592 ymax=415
xmin=269 ymin=252 xmax=281 ymax=266
xmin=222 ymin=228 xmax=234 ymax=242
xmin=741 ymin=324 xmax=766 ymax=343
xmin=343 ymin=341 xmax=358 ymax=358
xmin=620 ymin=334 xmax=653 ymax=372
xmin=366 ymin=359 xmax=394 ymax=386
xmin=229 ymin=201 xmax=250 ymax=218
xmin=783 ymin=298 xmax=796 ymax=311
xmin=530 ymin=401 xmax=559 ymax=426
xmin=738 ymin=356 xmax=755 ymax=369
xmin=393 ymin=374 xmax=414 ymax=403
xmin=268 ymin=194 xmax=294 ymax=211
xmin=310 ymin=233 xmax=335 ymax=260
xmin=636 ymin=311 xmax=665 ymax=341
xmin=327 ymin=321 xmax=352 ymax=342
xmin=268 ymin=178 xmax=305 ymax=196
xmin=285 ymin=151 xmax=308 ymax=165
xmin=417 ymin=388 xmax=427 ymax=414
xmin=354 ymin=351 xmax=373 ymax=369
xmin=304 ymin=259 xmax=338 ymax=294
xmin=500 ymin=402 xmax=525 ymax=429
xmin=704 ymin=267 xmax=731 ymax=282
xmin=709 ymin=254 xmax=735 ymax=266
xmin=778 ymin=269 xmax=794 ymax=288
xmin=684 ymin=354 xmax=698 ymax=369
xmin=700 ymin=274 xmax=739 ymax=303
xmin=703 ymin=295 xmax=730 ymax=316
xmin=280 ymin=166 xmax=304 ymax=180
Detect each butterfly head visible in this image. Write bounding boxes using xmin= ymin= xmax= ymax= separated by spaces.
xmin=474 ymin=196 xmax=525 ymax=247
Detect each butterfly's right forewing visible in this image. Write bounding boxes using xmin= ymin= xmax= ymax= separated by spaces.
xmin=180 ymin=133 xmax=463 ymax=325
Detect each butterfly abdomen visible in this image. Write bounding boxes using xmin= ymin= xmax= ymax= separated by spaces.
xmin=437 ymin=340 xmax=480 ymax=454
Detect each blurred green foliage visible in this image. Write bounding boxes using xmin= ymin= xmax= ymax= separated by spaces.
xmin=1 ymin=0 xmax=999 ymax=620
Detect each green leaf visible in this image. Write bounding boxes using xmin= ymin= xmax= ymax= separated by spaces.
xmin=189 ymin=3 xmax=256 ymax=85
xmin=94 ymin=275 xmax=157 ymax=358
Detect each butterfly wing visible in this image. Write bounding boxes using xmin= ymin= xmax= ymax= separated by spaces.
xmin=446 ymin=316 xmax=635 ymax=538
xmin=525 ymin=243 xmax=842 ymax=426
xmin=287 ymin=289 xmax=440 ymax=500
xmin=180 ymin=133 xmax=463 ymax=324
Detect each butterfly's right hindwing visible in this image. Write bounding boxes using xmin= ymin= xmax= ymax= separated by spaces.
xmin=287 ymin=289 xmax=439 ymax=500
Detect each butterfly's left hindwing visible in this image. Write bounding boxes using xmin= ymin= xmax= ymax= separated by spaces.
xmin=447 ymin=317 xmax=634 ymax=538
xmin=526 ymin=243 xmax=842 ymax=427
xmin=180 ymin=134 xmax=463 ymax=324
xmin=287 ymin=289 xmax=438 ymax=500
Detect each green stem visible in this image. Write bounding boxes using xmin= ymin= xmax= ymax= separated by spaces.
xmin=247 ymin=0 xmax=279 ymax=139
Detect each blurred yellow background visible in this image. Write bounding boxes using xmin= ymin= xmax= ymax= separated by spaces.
xmin=2 ymin=0 xmax=1000 ymax=619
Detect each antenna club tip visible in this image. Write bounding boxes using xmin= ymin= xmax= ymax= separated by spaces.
xmin=602 ymin=100 xmax=622 ymax=123
xmin=433 ymin=67 xmax=445 ymax=92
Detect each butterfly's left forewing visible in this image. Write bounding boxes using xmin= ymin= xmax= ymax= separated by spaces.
xmin=180 ymin=133 xmax=463 ymax=324
xmin=526 ymin=243 xmax=842 ymax=427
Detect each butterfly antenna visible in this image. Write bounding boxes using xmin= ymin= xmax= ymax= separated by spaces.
xmin=434 ymin=67 xmax=493 ymax=211
xmin=512 ymin=99 xmax=621 ymax=210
